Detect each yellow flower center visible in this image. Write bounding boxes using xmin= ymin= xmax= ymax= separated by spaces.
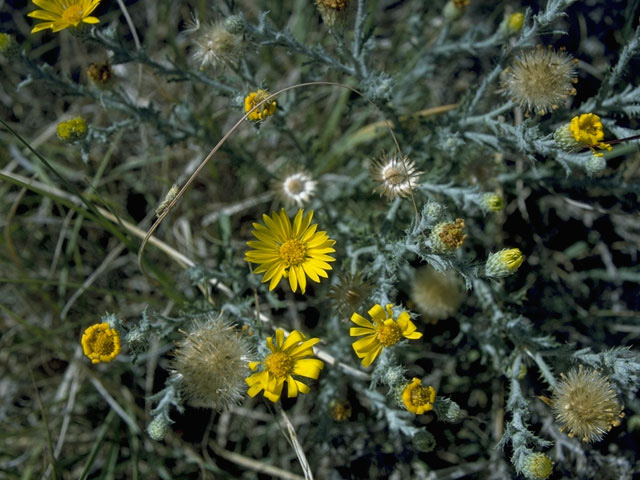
xmin=280 ymin=239 xmax=307 ymax=267
xmin=62 ymin=5 xmax=84 ymax=24
xmin=410 ymin=385 xmax=433 ymax=407
xmin=375 ymin=322 xmax=402 ymax=347
xmin=264 ymin=351 xmax=294 ymax=378
xmin=88 ymin=331 xmax=116 ymax=356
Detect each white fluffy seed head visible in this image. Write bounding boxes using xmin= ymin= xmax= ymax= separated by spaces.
xmin=173 ymin=314 xmax=253 ymax=411
xmin=371 ymin=154 xmax=421 ymax=200
xmin=551 ymin=365 xmax=624 ymax=443
xmin=500 ymin=46 xmax=578 ymax=115
xmin=410 ymin=266 xmax=463 ymax=322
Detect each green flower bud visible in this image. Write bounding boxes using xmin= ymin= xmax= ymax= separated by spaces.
xmin=554 ymin=123 xmax=581 ymax=151
xmin=424 ymin=201 xmax=445 ymax=221
xmin=485 ymin=248 xmax=524 ymax=278
xmin=0 ymin=33 xmax=19 ymax=59
xmin=481 ymin=193 xmax=503 ymax=213
xmin=586 ymin=155 xmax=606 ymax=175
xmin=224 ymin=15 xmax=245 ymax=35
xmin=434 ymin=397 xmax=463 ymax=423
xmin=521 ymin=453 xmax=553 ymax=480
xmin=147 ymin=416 xmax=170 ymax=441
xmin=125 ymin=329 xmax=149 ymax=354
xmin=412 ymin=429 xmax=436 ymax=452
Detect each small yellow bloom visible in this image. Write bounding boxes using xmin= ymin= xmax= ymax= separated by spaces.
xmin=245 ymin=209 xmax=336 ymax=294
xmin=28 ymin=0 xmax=101 ymax=34
xmin=507 ymin=12 xmax=524 ymax=33
xmin=485 ymin=248 xmax=524 ymax=278
xmin=81 ymin=322 xmax=121 ymax=364
xmin=569 ymin=113 xmax=613 ymax=157
xmin=350 ymin=304 xmax=422 ymax=367
xmin=481 ymin=193 xmax=503 ymax=212
xmin=57 ymin=117 xmax=88 ymax=142
xmin=402 ymin=378 xmax=436 ymax=414
xmin=244 ymin=89 xmax=277 ymax=121
xmin=246 ymin=329 xmax=324 ymax=402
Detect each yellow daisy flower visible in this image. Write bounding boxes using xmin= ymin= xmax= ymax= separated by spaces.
xmin=350 ymin=304 xmax=423 ymax=367
xmin=402 ymin=378 xmax=436 ymax=414
xmin=28 ymin=0 xmax=101 ymax=34
xmin=246 ymin=329 xmax=324 ymax=403
xmin=81 ymin=322 xmax=120 ymax=364
xmin=569 ymin=113 xmax=613 ymax=157
xmin=245 ymin=209 xmax=336 ymax=294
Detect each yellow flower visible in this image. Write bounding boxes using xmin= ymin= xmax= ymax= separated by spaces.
xmin=246 ymin=329 xmax=324 ymax=402
xmin=402 ymin=378 xmax=436 ymax=414
xmin=485 ymin=248 xmax=524 ymax=278
xmin=57 ymin=117 xmax=88 ymax=142
xmin=245 ymin=209 xmax=336 ymax=294
xmin=569 ymin=113 xmax=613 ymax=157
xmin=507 ymin=12 xmax=524 ymax=33
xmin=28 ymin=0 xmax=101 ymax=34
xmin=350 ymin=304 xmax=423 ymax=367
xmin=81 ymin=322 xmax=121 ymax=364
xmin=244 ymin=89 xmax=277 ymax=121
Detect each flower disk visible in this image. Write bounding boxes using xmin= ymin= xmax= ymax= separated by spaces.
xmin=28 ymin=0 xmax=101 ymax=34
xmin=81 ymin=322 xmax=120 ymax=364
xmin=244 ymin=89 xmax=277 ymax=122
xmin=246 ymin=329 xmax=324 ymax=402
xmin=350 ymin=304 xmax=422 ymax=367
xmin=245 ymin=209 xmax=336 ymax=294
xmin=402 ymin=378 xmax=436 ymax=415
xmin=500 ymin=46 xmax=578 ymax=115
xmin=551 ymin=365 xmax=624 ymax=443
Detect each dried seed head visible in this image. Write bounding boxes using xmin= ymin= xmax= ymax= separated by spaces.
xmin=429 ymin=219 xmax=467 ymax=253
xmin=551 ymin=365 xmax=624 ymax=443
xmin=191 ymin=22 xmax=244 ymax=70
xmin=328 ymin=272 xmax=372 ymax=316
xmin=500 ymin=46 xmax=578 ymax=115
xmin=274 ymin=171 xmax=317 ymax=207
xmin=316 ymin=0 xmax=351 ymax=29
xmin=371 ymin=154 xmax=421 ymax=200
xmin=173 ymin=314 xmax=253 ymax=411
xmin=410 ymin=265 xmax=463 ymax=322
xmin=87 ymin=62 xmax=115 ymax=88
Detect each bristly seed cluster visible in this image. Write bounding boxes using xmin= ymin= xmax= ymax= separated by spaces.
xmin=500 ymin=46 xmax=578 ymax=115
